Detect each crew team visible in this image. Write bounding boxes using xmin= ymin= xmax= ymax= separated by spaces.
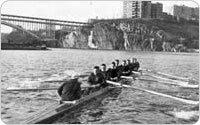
xmin=58 ymin=58 xmax=140 ymax=103
xmin=88 ymin=58 xmax=140 ymax=88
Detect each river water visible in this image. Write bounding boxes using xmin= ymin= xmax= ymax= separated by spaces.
xmin=1 ymin=48 xmax=199 ymax=124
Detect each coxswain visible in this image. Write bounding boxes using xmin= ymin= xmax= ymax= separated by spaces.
xmin=57 ymin=75 xmax=82 ymax=104
xmin=88 ymin=66 xmax=106 ymax=88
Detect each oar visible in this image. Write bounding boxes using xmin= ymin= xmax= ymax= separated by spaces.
xmin=121 ymin=76 xmax=133 ymax=79
xmin=61 ymin=100 xmax=77 ymax=104
xmin=106 ymin=80 xmax=199 ymax=105
xmin=146 ymin=74 xmax=190 ymax=85
xmin=6 ymin=86 xmax=95 ymax=91
xmin=40 ymin=74 xmax=89 ymax=83
xmin=156 ymin=72 xmax=190 ymax=81
xmin=41 ymin=80 xmax=67 ymax=83
xmin=136 ymin=78 xmax=199 ymax=88
xmin=120 ymin=72 xmax=198 ymax=88
xmin=132 ymin=71 xmax=142 ymax=75
xmin=141 ymin=69 xmax=190 ymax=81
xmin=6 ymin=87 xmax=58 ymax=91
xmin=137 ymin=78 xmax=180 ymax=85
xmin=134 ymin=70 xmax=189 ymax=83
xmin=133 ymin=70 xmax=195 ymax=87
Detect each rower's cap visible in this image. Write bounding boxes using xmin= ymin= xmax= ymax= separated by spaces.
xmin=123 ymin=60 xmax=126 ymax=62
xmin=94 ymin=66 xmax=100 ymax=69
xmin=101 ymin=64 xmax=106 ymax=66
xmin=127 ymin=59 xmax=130 ymax=61
xmin=70 ymin=74 xmax=80 ymax=79
xmin=115 ymin=59 xmax=119 ymax=62
xmin=112 ymin=62 xmax=116 ymax=65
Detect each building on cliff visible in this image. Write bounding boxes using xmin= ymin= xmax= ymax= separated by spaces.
xmin=123 ymin=1 xmax=149 ymax=18
xmin=123 ymin=1 xmax=163 ymax=19
xmin=173 ymin=5 xmax=199 ymax=21
xmin=151 ymin=3 xmax=163 ymax=18
xmin=141 ymin=1 xmax=152 ymax=18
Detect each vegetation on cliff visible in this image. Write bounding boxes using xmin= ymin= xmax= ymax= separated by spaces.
xmin=6 ymin=30 xmax=40 ymax=46
xmin=91 ymin=18 xmax=199 ymax=51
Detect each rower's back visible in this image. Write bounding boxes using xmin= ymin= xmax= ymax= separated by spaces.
xmin=57 ymin=78 xmax=81 ymax=101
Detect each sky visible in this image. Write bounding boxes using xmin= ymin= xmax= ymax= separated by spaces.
xmin=1 ymin=0 xmax=199 ymax=33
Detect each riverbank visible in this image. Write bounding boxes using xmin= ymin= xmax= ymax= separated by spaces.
xmin=1 ymin=43 xmax=49 ymax=50
xmin=47 ymin=47 xmax=199 ymax=54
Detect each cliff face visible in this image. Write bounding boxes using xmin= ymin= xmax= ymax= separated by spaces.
xmin=89 ymin=19 xmax=199 ymax=51
xmin=92 ymin=23 xmax=125 ymax=50
xmin=61 ymin=19 xmax=198 ymax=51
xmin=61 ymin=29 xmax=89 ymax=49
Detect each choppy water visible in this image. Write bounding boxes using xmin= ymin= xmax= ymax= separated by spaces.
xmin=1 ymin=48 xmax=199 ymax=124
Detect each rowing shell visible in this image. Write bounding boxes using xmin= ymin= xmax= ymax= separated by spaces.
xmin=21 ymin=86 xmax=115 ymax=124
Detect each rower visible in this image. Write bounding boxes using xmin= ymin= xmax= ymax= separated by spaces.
xmin=127 ymin=59 xmax=133 ymax=72
xmin=57 ymin=75 xmax=82 ymax=104
xmin=127 ymin=59 xmax=131 ymax=67
xmin=100 ymin=64 xmax=109 ymax=80
xmin=131 ymin=58 xmax=135 ymax=64
xmin=115 ymin=59 xmax=123 ymax=79
xmin=88 ymin=66 xmax=106 ymax=88
xmin=101 ymin=64 xmax=107 ymax=73
xmin=107 ymin=62 xmax=118 ymax=81
xmin=115 ymin=59 xmax=120 ymax=67
xmin=133 ymin=58 xmax=140 ymax=71
xmin=121 ymin=60 xmax=131 ymax=76
xmin=130 ymin=58 xmax=135 ymax=70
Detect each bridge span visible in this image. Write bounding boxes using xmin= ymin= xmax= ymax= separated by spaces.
xmin=1 ymin=14 xmax=93 ymax=40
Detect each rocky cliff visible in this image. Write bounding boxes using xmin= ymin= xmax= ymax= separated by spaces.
xmin=60 ymin=18 xmax=198 ymax=51
xmin=92 ymin=19 xmax=199 ymax=51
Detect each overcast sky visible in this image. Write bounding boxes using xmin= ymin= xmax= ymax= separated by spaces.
xmin=1 ymin=0 xmax=199 ymax=32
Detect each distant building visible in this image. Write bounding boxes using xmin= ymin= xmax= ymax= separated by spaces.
xmin=151 ymin=3 xmax=163 ymax=18
xmin=123 ymin=1 xmax=141 ymax=18
xmin=162 ymin=12 xmax=176 ymax=21
xmin=141 ymin=1 xmax=152 ymax=18
xmin=173 ymin=5 xmax=199 ymax=20
xmin=123 ymin=1 xmax=163 ymax=19
xmin=162 ymin=12 xmax=168 ymax=18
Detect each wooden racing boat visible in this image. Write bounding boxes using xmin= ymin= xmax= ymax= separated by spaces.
xmin=21 ymin=85 xmax=117 ymax=124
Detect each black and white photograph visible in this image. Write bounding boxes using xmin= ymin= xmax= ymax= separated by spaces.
xmin=1 ymin=0 xmax=199 ymax=124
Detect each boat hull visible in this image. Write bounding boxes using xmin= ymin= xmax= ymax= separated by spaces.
xmin=21 ymin=86 xmax=115 ymax=124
